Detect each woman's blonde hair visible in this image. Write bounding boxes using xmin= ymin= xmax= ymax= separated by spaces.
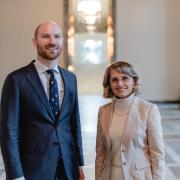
xmin=103 ymin=61 xmax=141 ymax=98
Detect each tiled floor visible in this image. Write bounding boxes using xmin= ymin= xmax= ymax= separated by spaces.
xmin=0 ymin=94 xmax=180 ymax=180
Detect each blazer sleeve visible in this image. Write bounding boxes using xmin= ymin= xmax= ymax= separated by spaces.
xmin=147 ymin=104 xmax=166 ymax=180
xmin=0 ymin=74 xmax=24 ymax=179
xmin=95 ymin=107 xmax=106 ymax=180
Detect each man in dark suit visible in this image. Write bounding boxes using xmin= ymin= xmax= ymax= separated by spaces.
xmin=0 ymin=21 xmax=84 ymax=180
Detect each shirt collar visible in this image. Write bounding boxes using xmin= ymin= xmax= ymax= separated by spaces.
xmin=34 ymin=60 xmax=59 ymax=74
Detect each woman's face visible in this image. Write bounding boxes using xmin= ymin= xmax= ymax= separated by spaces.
xmin=110 ymin=69 xmax=134 ymax=99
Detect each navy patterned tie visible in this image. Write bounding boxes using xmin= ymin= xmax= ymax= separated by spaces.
xmin=47 ymin=69 xmax=59 ymax=118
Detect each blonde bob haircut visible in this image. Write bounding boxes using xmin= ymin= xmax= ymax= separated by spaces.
xmin=103 ymin=61 xmax=141 ymax=98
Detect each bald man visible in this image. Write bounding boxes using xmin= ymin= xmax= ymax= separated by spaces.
xmin=0 ymin=21 xmax=84 ymax=180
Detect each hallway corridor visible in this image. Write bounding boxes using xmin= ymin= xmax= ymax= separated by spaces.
xmin=0 ymin=95 xmax=180 ymax=179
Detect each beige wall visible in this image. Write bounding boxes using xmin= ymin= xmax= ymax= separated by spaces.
xmin=0 ymin=0 xmax=64 ymax=93
xmin=1 ymin=0 xmax=180 ymax=101
xmin=115 ymin=0 xmax=180 ymax=101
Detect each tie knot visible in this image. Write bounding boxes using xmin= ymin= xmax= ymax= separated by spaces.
xmin=47 ymin=69 xmax=55 ymax=76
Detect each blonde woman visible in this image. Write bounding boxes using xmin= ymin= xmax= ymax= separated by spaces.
xmin=95 ymin=61 xmax=165 ymax=180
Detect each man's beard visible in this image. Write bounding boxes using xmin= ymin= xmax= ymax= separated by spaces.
xmin=37 ymin=43 xmax=61 ymax=60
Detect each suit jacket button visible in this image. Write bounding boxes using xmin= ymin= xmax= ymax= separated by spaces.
xmin=53 ymin=123 xmax=58 ymax=128
xmin=123 ymin=162 xmax=126 ymax=165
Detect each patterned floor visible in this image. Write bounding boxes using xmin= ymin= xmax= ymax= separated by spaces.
xmin=161 ymin=106 xmax=180 ymax=180
xmin=0 ymin=95 xmax=180 ymax=180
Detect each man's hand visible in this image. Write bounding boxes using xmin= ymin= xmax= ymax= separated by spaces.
xmin=79 ymin=168 xmax=85 ymax=180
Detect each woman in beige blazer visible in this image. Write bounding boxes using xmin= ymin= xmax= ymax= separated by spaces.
xmin=95 ymin=61 xmax=165 ymax=180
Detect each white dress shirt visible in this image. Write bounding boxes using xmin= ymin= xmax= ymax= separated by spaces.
xmin=34 ymin=60 xmax=64 ymax=106
xmin=13 ymin=177 xmax=25 ymax=180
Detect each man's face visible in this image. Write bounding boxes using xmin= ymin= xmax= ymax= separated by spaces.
xmin=33 ymin=22 xmax=63 ymax=60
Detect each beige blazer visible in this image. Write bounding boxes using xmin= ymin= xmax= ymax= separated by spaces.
xmin=95 ymin=96 xmax=165 ymax=180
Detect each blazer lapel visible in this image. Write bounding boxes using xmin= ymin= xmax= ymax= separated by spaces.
xmin=101 ymin=103 xmax=114 ymax=149
xmin=121 ymin=96 xmax=141 ymax=144
xmin=24 ymin=61 xmax=55 ymax=121
xmin=56 ymin=67 xmax=66 ymax=121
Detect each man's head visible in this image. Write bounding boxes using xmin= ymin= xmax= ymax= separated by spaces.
xmin=33 ymin=21 xmax=64 ymax=61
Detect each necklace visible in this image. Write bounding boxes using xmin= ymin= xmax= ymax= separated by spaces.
xmin=114 ymin=110 xmax=129 ymax=116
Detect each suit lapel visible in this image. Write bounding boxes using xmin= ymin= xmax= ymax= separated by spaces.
xmin=24 ymin=61 xmax=55 ymax=121
xmin=101 ymin=103 xmax=114 ymax=149
xmin=121 ymin=96 xmax=141 ymax=144
xmin=102 ymin=97 xmax=141 ymax=148
xmin=56 ymin=67 xmax=67 ymax=121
